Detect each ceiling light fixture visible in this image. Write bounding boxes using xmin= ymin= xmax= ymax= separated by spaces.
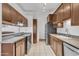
xmin=44 ymin=3 xmax=47 ymax=6
xmin=42 ymin=3 xmax=46 ymax=12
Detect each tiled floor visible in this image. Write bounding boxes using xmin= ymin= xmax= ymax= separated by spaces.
xmin=26 ymin=41 xmax=55 ymax=56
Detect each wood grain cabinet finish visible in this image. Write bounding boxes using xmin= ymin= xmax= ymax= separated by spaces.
xmin=2 ymin=3 xmax=28 ymax=26
xmin=63 ymin=3 xmax=71 ymax=20
xmin=2 ymin=3 xmax=12 ymax=22
xmin=55 ymin=3 xmax=71 ymax=21
xmin=71 ymin=3 xmax=79 ymax=26
xmin=53 ymin=4 xmax=64 ymax=28
xmin=1 ymin=39 xmax=25 ymax=56
xmin=56 ymin=39 xmax=63 ymax=56
xmin=1 ymin=43 xmax=15 ymax=56
xmin=47 ymin=14 xmax=53 ymax=23
xmin=10 ymin=6 xmax=18 ymax=24
xmin=56 ymin=4 xmax=64 ymax=21
xmin=49 ymin=35 xmax=63 ymax=56
xmin=16 ymin=39 xmax=25 ymax=56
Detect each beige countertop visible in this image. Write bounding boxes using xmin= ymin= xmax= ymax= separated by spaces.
xmin=50 ymin=34 xmax=79 ymax=49
xmin=1 ymin=34 xmax=31 ymax=43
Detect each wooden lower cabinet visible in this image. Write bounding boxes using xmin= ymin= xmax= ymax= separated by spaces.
xmin=1 ymin=43 xmax=15 ymax=56
xmin=16 ymin=39 xmax=25 ymax=56
xmin=1 ymin=39 xmax=25 ymax=56
xmin=50 ymin=35 xmax=64 ymax=56
xmin=16 ymin=43 xmax=21 ymax=56
xmin=21 ymin=40 xmax=25 ymax=56
xmin=56 ymin=40 xmax=63 ymax=56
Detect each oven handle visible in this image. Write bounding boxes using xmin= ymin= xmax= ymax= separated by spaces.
xmin=64 ymin=43 xmax=79 ymax=55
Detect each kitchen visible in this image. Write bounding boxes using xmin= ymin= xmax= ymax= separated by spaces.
xmin=0 ymin=3 xmax=79 ymax=56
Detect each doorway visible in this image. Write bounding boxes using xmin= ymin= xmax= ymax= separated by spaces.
xmin=33 ymin=19 xmax=37 ymax=43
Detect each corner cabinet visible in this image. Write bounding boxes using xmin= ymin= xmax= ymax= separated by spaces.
xmin=71 ymin=3 xmax=79 ymax=26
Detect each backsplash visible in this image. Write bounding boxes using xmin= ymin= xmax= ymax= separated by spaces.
xmin=2 ymin=24 xmax=32 ymax=33
xmin=2 ymin=24 xmax=19 ymax=33
xmin=57 ymin=19 xmax=79 ymax=36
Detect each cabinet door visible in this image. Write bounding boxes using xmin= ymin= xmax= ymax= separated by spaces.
xmin=16 ymin=41 xmax=21 ymax=56
xmin=48 ymin=14 xmax=53 ymax=22
xmin=10 ymin=7 xmax=18 ymax=24
xmin=2 ymin=3 xmax=12 ymax=22
xmin=56 ymin=40 xmax=63 ymax=56
xmin=20 ymin=40 xmax=25 ymax=56
xmin=55 ymin=4 xmax=64 ymax=28
xmin=50 ymin=36 xmax=53 ymax=49
xmin=1 ymin=43 xmax=15 ymax=56
xmin=56 ymin=4 xmax=64 ymax=22
xmin=53 ymin=39 xmax=57 ymax=55
xmin=16 ymin=45 xmax=21 ymax=56
xmin=63 ymin=3 xmax=71 ymax=20
xmin=71 ymin=3 xmax=79 ymax=26
xmin=16 ymin=39 xmax=25 ymax=56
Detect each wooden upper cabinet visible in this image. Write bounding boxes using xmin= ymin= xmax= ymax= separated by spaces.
xmin=55 ymin=3 xmax=71 ymax=21
xmin=10 ymin=6 xmax=18 ymax=24
xmin=2 ymin=3 xmax=12 ymax=22
xmin=2 ymin=3 xmax=28 ymax=27
xmin=52 ymin=14 xmax=57 ymax=23
xmin=63 ymin=3 xmax=71 ymax=20
xmin=71 ymin=3 xmax=79 ymax=26
xmin=54 ymin=4 xmax=64 ymax=28
xmin=47 ymin=14 xmax=53 ymax=22
xmin=47 ymin=14 xmax=57 ymax=24
xmin=56 ymin=4 xmax=64 ymax=22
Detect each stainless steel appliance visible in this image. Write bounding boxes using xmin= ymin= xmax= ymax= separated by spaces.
xmin=45 ymin=22 xmax=57 ymax=44
xmin=64 ymin=43 xmax=79 ymax=56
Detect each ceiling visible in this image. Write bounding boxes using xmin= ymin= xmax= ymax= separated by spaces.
xmin=16 ymin=3 xmax=61 ymax=16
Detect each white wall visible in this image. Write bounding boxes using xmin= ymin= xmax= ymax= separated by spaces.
xmin=0 ymin=3 xmax=2 ymax=56
xmin=57 ymin=19 xmax=79 ymax=36
xmin=24 ymin=15 xmax=33 ymax=44
xmin=37 ymin=15 xmax=47 ymax=40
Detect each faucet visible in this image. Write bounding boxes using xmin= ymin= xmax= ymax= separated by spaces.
xmin=65 ymin=28 xmax=69 ymax=37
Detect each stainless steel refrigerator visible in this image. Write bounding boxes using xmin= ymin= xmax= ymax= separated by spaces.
xmin=45 ymin=22 xmax=57 ymax=44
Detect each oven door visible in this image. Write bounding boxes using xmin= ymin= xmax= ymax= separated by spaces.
xmin=64 ymin=43 xmax=79 ymax=56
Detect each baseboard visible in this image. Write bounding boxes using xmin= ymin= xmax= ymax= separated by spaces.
xmin=39 ymin=39 xmax=46 ymax=41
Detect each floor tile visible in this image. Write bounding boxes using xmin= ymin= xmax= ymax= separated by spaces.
xmin=27 ymin=41 xmax=55 ymax=56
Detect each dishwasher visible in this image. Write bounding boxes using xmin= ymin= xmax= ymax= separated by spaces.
xmin=64 ymin=43 xmax=79 ymax=56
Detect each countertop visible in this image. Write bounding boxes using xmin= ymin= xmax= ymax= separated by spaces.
xmin=50 ymin=34 xmax=79 ymax=49
xmin=1 ymin=33 xmax=31 ymax=43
